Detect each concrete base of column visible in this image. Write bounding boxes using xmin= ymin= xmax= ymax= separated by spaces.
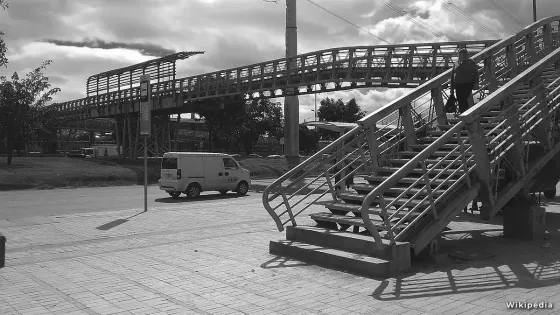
xmin=286 ymin=156 xmax=301 ymax=170
xmin=502 ymin=194 xmax=546 ymax=241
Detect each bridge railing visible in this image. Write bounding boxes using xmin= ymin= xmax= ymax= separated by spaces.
xmin=52 ymin=41 xmax=498 ymax=120
xmin=358 ymin=17 xmax=560 ymax=245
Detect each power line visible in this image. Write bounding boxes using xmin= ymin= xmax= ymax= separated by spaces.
xmin=440 ymin=1 xmax=501 ymax=39
xmin=376 ymin=0 xmax=457 ymax=41
xmin=486 ymin=0 xmax=524 ymax=27
xmin=305 ymin=0 xmax=393 ymax=45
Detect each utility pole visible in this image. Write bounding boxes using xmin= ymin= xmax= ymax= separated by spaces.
xmin=285 ymin=0 xmax=300 ymax=166
xmin=533 ymin=0 xmax=537 ymax=22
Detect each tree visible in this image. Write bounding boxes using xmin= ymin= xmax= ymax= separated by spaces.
xmin=195 ymin=99 xmax=283 ymax=154
xmin=299 ymin=125 xmax=319 ymax=154
xmin=317 ymin=97 xmax=365 ymax=123
xmin=238 ymin=99 xmax=283 ymax=154
xmin=0 ymin=0 xmax=8 ymax=68
xmin=0 ymin=61 xmax=61 ymax=164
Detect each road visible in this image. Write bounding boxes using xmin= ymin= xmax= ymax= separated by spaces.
xmin=0 ymin=184 xmax=262 ymax=221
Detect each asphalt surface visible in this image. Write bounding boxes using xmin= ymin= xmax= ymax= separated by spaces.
xmin=0 ymin=184 xmax=262 ymax=221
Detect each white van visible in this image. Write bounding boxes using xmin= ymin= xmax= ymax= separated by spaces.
xmin=159 ymin=152 xmax=251 ymax=198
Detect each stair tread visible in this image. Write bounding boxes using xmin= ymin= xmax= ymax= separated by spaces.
xmin=338 ymin=192 xmax=431 ymax=202
xmin=271 ymin=240 xmax=390 ymax=264
xmin=332 ymin=195 xmax=431 ymax=209
xmin=310 ymin=212 xmax=386 ymax=228
xmin=288 ymin=225 xmax=403 ymax=246
xmin=388 ymin=158 xmax=474 ymax=164
xmin=364 ymin=175 xmax=457 ymax=184
xmin=398 ymin=151 xmax=472 ymax=157
xmin=352 ymin=184 xmax=447 ymax=195
xmin=409 ymin=144 xmax=459 ymax=150
xmin=374 ymin=166 xmax=460 ymax=174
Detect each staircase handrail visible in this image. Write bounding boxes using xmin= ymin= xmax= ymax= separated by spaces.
xmin=358 ymin=122 xmax=465 ymax=243
xmin=358 ymin=16 xmax=560 ymax=130
xmin=461 ymin=47 xmax=560 ymax=124
xmin=262 ymin=126 xmax=362 ymax=231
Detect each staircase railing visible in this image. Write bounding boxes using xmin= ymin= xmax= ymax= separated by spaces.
xmin=461 ymin=47 xmax=560 ymax=219
xmin=262 ymin=16 xmax=559 ymax=235
xmin=359 ymin=17 xmax=560 ymax=244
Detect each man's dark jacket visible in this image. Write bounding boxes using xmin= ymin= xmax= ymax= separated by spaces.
xmin=453 ymin=59 xmax=479 ymax=85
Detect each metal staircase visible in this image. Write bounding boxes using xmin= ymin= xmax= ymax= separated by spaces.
xmin=263 ymin=16 xmax=560 ymax=277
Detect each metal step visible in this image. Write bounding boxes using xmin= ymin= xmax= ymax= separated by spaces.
xmin=408 ymin=144 xmax=463 ymax=151
xmin=310 ymin=212 xmax=377 ymax=228
xmin=363 ymin=175 xmax=457 ymax=187
xmin=352 ymin=184 xmax=447 ymax=198
xmin=374 ymin=166 xmax=462 ymax=176
xmin=309 ymin=212 xmax=409 ymax=239
xmin=398 ymin=150 xmax=472 ymax=158
xmin=386 ymin=158 xmax=474 ymax=166
xmin=335 ymin=193 xmax=432 ymax=208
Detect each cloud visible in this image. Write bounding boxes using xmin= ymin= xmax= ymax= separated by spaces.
xmin=0 ymin=0 xmax=559 ymax=124
xmin=42 ymin=39 xmax=176 ymax=57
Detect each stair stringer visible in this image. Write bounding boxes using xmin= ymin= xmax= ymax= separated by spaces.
xmin=407 ymin=183 xmax=480 ymax=256
xmin=488 ymin=140 xmax=560 ymax=218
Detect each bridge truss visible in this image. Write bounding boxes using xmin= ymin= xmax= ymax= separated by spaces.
xmin=52 ymin=40 xmax=498 ymax=159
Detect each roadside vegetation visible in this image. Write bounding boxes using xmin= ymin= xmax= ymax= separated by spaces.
xmin=0 ymin=156 xmax=331 ymax=191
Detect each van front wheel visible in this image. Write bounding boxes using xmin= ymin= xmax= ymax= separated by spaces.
xmin=186 ymin=184 xmax=201 ymax=198
xmin=168 ymin=191 xmax=181 ymax=198
xmin=236 ymin=181 xmax=249 ymax=196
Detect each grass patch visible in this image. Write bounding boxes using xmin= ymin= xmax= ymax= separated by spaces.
xmin=0 ymin=156 xmax=330 ymax=191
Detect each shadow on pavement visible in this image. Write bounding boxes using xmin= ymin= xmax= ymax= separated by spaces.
xmin=96 ymin=210 xmax=148 ymax=231
xmin=371 ymin=219 xmax=560 ymax=301
xmin=154 ymin=193 xmax=249 ymax=204
xmin=260 ymin=255 xmax=310 ymax=269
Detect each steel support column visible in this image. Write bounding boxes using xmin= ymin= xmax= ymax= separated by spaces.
xmin=284 ymin=0 xmax=300 ymax=164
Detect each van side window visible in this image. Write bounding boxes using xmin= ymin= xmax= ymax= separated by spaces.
xmin=223 ymin=158 xmax=238 ymax=169
xmin=161 ymin=157 xmax=178 ymax=169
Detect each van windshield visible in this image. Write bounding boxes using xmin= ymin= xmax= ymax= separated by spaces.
xmin=161 ymin=157 xmax=178 ymax=169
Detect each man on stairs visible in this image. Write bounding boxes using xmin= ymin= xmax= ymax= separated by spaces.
xmin=453 ymin=48 xmax=480 ymax=114
xmin=453 ymin=48 xmax=480 ymax=213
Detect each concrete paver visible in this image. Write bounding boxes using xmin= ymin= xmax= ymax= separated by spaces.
xmin=1 ymin=187 xmax=560 ymax=314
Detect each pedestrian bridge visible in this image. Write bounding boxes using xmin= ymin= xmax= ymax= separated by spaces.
xmin=50 ymin=40 xmax=497 ymax=158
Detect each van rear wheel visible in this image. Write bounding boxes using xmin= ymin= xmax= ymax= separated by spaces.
xmin=186 ymin=184 xmax=201 ymax=198
xmin=544 ymin=187 xmax=557 ymax=199
xmin=168 ymin=191 xmax=181 ymax=198
xmin=236 ymin=181 xmax=249 ymax=196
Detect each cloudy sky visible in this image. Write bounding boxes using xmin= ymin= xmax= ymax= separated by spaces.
xmin=1 ymin=0 xmax=559 ymax=122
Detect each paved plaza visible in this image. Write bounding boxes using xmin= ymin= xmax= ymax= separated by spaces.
xmin=1 ymin=184 xmax=560 ymax=315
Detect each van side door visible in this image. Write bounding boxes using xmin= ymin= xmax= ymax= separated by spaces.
xmin=223 ymin=157 xmax=242 ymax=189
xmin=203 ymin=157 xmax=226 ymax=191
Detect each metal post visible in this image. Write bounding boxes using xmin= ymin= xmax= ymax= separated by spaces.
xmin=314 ymin=90 xmax=317 ymax=121
xmin=144 ymin=136 xmax=148 ymax=212
xmin=284 ymin=0 xmax=300 ymax=165
xmin=533 ymin=0 xmax=537 ymax=22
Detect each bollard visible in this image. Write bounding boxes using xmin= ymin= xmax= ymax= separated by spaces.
xmin=0 ymin=232 xmax=5 ymax=268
